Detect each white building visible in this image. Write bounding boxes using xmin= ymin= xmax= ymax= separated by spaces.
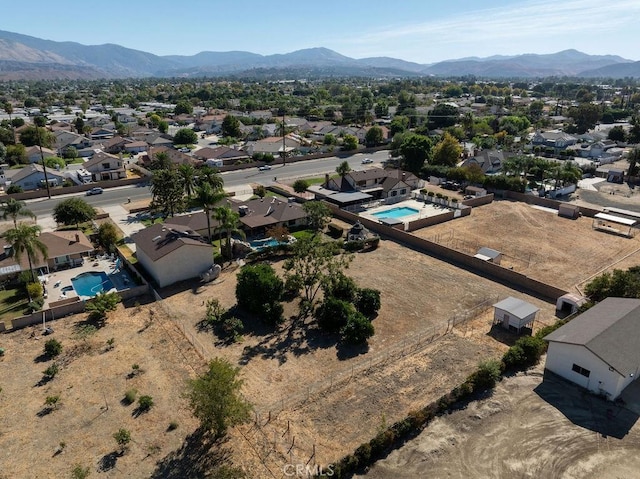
xmin=493 ymin=297 xmax=540 ymax=333
xmin=544 ymin=297 xmax=640 ymax=400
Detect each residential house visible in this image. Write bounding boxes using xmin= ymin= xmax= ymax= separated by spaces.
xmin=25 ymin=146 xmax=56 ymax=164
xmin=245 ymin=135 xmax=302 ymax=156
xmin=132 ymin=223 xmax=214 ymax=288
xmin=10 ymin=164 xmax=66 ymax=191
xmin=232 ymin=197 xmax=308 ymax=237
xmin=123 ymin=141 xmax=148 ymax=154
xmin=460 ymin=149 xmax=505 ymax=174
xmin=89 ymin=126 xmax=116 ymax=140
xmin=102 ymin=136 xmax=130 ymax=154
xmin=193 ymin=146 xmax=250 ymax=166
xmin=141 ymin=146 xmax=201 ymax=168
xmin=53 ymin=130 xmax=93 ymax=156
xmin=531 ymin=130 xmax=577 ymax=151
xmin=83 ymin=151 xmax=126 ymax=181
xmin=321 ymin=168 xmax=420 ymax=201
xmin=544 ymin=297 xmax=640 ymax=400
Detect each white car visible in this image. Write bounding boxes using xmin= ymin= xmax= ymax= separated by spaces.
xmin=258 ymin=165 xmax=272 ymax=171
xmin=85 ymin=187 xmax=103 ymax=196
xmin=361 ymin=158 xmax=374 ymax=164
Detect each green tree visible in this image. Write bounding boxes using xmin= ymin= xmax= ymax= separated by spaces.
xmin=214 ymin=206 xmax=245 ymax=260
xmin=302 ymin=201 xmax=331 ymax=233
xmin=340 ymin=311 xmax=374 ymax=345
xmin=186 ymin=358 xmax=252 ymax=437
xmin=235 ymin=263 xmax=284 ymax=323
xmin=584 ymin=268 xmax=640 ymax=303
xmin=43 ymin=156 xmax=65 ymax=170
xmin=2 ymin=224 xmax=47 ymax=287
xmin=195 ymin=182 xmax=225 ymax=240
xmin=390 ymin=116 xmax=409 ymax=136
xmin=355 ymin=288 xmax=381 ymax=318
xmin=74 ymin=116 xmax=85 ymax=134
xmin=398 ymin=133 xmax=432 ymax=173
xmin=0 ymin=142 xmax=6 ymax=161
xmin=5 ymin=144 xmax=27 ymax=165
xmin=283 ymin=236 xmax=352 ymax=313
xmin=149 ymin=151 xmax=172 ymax=171
xmin=96 ymin=222 xmax=119 ymax=252
xmin=177 ymin=163 xmax=196 ymax=199
xmin=196 ymin=165 xmax=224 ymax=189
xmin=86 ymin=291 xmax=121 ymax=323
xmin=432 ymin=132 xmax=463 ymax=167
xmin=158 ymin=120 xmax=169 ymax=134
xmin=1 ymin=198 xmax=36 ymax=226
xmin=19 ymin=125 xmax=55 ymax=148
xmin=174 ymin=100 xmax=193 ymax=116
xmin=293 ymin=179 xmax=310 ymax=193
xmin=608 ymin=125 xmax=626 ymax=142
xmin=113 ymin=428 xmax=131 ymax=452
xmin=365 ymin=126 xmax=384 ymax=147
xmin=336 ymin=160 xmax=351 ymax=178
xmin=627 ymin=147 xmax=640 ymax=177
xmin=222 ymin=115 xmax=242 ymax=138
xmin=428 ymin=103 xmax=459 ymax=129
xmin=173 ymin=128 xmax=197 ymax=145
xmin=44 ymin=338 xmax=63 ymax=358
xmin=316 ymin=296 xmax=354 ymax=333
xmin=150 ymin=169 xmax=185 ymax=218
xmin=568 ymin=103 xmax=601 ymax=134
xmin=53 ymin=198 xmax=96 ymax=227
xmin=342 ymin=134 xmax=358 ymax=151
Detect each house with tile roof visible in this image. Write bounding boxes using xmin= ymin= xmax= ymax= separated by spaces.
xmin=544 ymin=297 xmax=640 ymax=400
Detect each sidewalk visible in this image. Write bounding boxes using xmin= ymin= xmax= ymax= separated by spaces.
xmin=101 ymin=204 xmax=147 ymax=253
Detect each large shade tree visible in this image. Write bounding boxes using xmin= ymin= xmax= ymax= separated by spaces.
xmin=53 ymin=198 xmax=96 ymax=228
xmin=150 ymin=169 xmax=185 ymax=218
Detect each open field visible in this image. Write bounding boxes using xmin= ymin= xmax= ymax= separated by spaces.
xmin=160 ymin=237 xmax=558 ymax=475
xmin=360 ymin=361 xmax=640 ymax=479
xmin=413 ymin=200 xmax=640 ymax=292
xmin=0 ymin=300 xmax=211 ymax=479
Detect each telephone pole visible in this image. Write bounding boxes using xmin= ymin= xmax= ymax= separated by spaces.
xmin=281 ymin=111 xmax=286 ymax=166
xmin=34 ymin=116 xmax=52 ymax=200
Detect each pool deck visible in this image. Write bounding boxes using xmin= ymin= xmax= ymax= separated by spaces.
xmin=41 ymin=256 xmax=133 ymax=308
xmin=359 ymin=199 xmax=454 ymax=224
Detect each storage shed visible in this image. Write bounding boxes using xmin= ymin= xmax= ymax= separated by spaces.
xmin=558 ymin=204 xmax=580 ymax=220
xmin=493 ymin=297 xmax=540 ymax=333
xmin=474 ymin=247 xmax=502 ymax=264
xmin=465 ymin=185 xmax=487 ymax=197
xmin=592 ymin=212 xmax=637 ymax=238
xmin=556 ymin=293 xmax=588 ymax=315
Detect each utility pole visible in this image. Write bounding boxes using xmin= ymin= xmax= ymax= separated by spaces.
xmin=34 ymin=116 xmax=52 ymax=199
xmin=281 ymin=110 xmax=286 ymax=166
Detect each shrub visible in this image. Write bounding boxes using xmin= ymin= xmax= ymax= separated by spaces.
xmin=427 ymin=191 xmax=435 ymax=197
xmin=236 ymin=263 xmax=284 ymax=321
xmin=205 ymin=298 xmax=226 ymax=325
xmin=45 ymin=395 xmax=61 ymax=409
xmin=44 ymin=338 xmax=62 ymax=358
xmin=293 ymin=179 xmax=310 ymax=193
xmin=27 ymin=281 xmax=43 ymax=299
xmin=43 ymin=363 xmax=59 ymax=379
xmin=316 ymin=297 xmax=354 ymax=333
xmin=167 ymin=421 xmax=179 ymax=431
xmin=355 ymin=288 xmax=381 ymax=317
xmin=71 ymin=464 xmax=91 ymax=479
xmin=340 ymin=312 xmax=375 ymax=345
xmin=262 ymin=301 xmax=284 ymax=324
xmin=123 ymin=389 xmax=137 ymax=405
xmin=502 ymin=336 xmax=546 ymax=370
xmin=468 ymin=359 xmax=502 ymax=392
xmin=283 ymin=274 xmax=303 ymax=298
xmin=344 ymin=239 xmax=366 ymax=252
xmin=323 ymin=272 xmax=358 ymax=302
xmin=222 ymin=316 xmax=244 ymax=341
xmin=113 ymin=428 xmax=131 ymax=451
xmin=138 ymin=395 xmax=154 ymax=412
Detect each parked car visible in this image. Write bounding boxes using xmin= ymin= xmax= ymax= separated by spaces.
xmin=258 ymin=165 xmax=272 ymax=171
xmin=85 ymin=187 xmax=104 ymax=196
xmin=361 ymin=157 xmax=374 ymax=164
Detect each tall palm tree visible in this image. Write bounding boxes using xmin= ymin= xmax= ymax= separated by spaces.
xmin=213 ymin=206 xmax=245 ymax=260
xmin=336 ymin=160 xmax=351 ymax=178
xmin=1 ymin=198 xmax=36 ymax=226
xmin=178 ymin=164 xmax=196 ymax=199
xmin=195 ymin=182 xmax=226 ymax=240
xmin=197 ymin=165 xmax=224 ymax=190
xmin=2 ymin=224 xmax=48 ymax=299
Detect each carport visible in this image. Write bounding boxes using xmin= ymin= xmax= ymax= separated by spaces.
xmin=592 ymin=212 xmax=637 ymax=238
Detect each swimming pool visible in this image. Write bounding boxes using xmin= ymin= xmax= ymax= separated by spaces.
xmin=371 ymin=206 xmax=420 ymax=220
xmin=249 ymin=237 xmax=291 ymax=250
xmin=71 ymin=271 xmax=115 ymax=297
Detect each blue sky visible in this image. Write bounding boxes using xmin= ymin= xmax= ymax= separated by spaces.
xmin=3 ymin=0 xmax=639 ymax=62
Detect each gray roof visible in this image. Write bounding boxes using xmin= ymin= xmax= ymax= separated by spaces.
xmin=327 ymin=192 xmax=373 ymax=204
xmin=477 ymin=247 xmax=501 ymax=259
xmin=11 ymin=164 xmax=65 ymax=183
xmin=493 ymin=297 xmax=540 ymax=319
xmin=132 ymin=223 xmax=211 ymax=262
xmin=544 ymin=297 xmax=640 ymax=377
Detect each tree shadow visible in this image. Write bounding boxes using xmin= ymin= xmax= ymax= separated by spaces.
xmin=98 ymin=450 xmax=123 ymax=472
xmin=150 ymin=427 xmax=234 ymax=479
xmin=34 ymin=375 xmax=54 ymax=388
xmin=36 ymin=406 xmax=54 ymax=417
xmin=336 ymin=340 xmax=370 ymax=361
xmin=33 ymin=353 xmax=52 ymax=363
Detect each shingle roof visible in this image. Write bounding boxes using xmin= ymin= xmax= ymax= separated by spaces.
xmin=40 ymin=230 xmax=94 ymax=258
xmin=11 ymin=164 xmax=66 ymax=183
xmin=232 ymin=198 xmax=307 ymax=229
xmin=132 ymin=223 xmax=211 ymax=263
xmin=545 ymin=297 xmax=640 ymax=377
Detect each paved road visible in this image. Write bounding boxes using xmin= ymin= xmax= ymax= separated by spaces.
xmin=24 ymin=150 xmax=390 ymax=217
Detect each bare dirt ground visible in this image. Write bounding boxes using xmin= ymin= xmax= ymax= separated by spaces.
xmin=160 ymin=237 xmax=557 ymax=476
xmin=360 ymin=360 xmax=640 ymax=479
xmin=413 ymin=200 xmax=640 ymax=292
xmin=0 ymin=299 xmax=214 ymax=479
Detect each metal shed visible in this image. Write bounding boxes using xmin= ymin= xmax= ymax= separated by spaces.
xmin=474 ymin=247 xmax=502 ymax=264
xmin=493 ymin=297 xmax=540 ymax=333
xmin=558 ymin=204 xmax=580 ymax=219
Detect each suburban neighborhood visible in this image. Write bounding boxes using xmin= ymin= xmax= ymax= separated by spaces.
xmin=1 ymin=19 xmax=640 ymax=479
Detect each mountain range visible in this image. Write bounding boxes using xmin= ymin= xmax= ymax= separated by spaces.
xmin=0 ymin=30 xmax=638 ymax=80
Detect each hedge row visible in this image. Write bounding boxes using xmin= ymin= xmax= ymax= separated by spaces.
xmin=320 ymin=318 xmax=570 ymax=478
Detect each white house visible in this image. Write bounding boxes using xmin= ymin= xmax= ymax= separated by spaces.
xmin=493 ymin=297 xmax=540 ymax=333
xmin=544 ymin=297 xmax=640 ymax=400
xmin=132 ymin=223 xmax=214 ymax=288
xmin=9 ymin=164 xmax=66 ymax=191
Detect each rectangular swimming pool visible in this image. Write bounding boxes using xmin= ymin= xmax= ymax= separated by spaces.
xmin=371 ymin=206 xmax=420 ymax=220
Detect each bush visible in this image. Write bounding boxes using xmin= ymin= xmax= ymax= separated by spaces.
xmin=113 ymin=428 xmax=131 ymax=451
xmin=323 ymin=272 xmax=358 ymax=302
xmin=123 ymin=389 xmax=137 ymax=405
xmin=27 ymin=281 xmax=43 ymax=299
xmin=467 ymin=359 xmax=502 ymax=392
xmin=316 ymin=297 xmax=354 ymax=333
xmin=262 ymin=301 xmax=284 ymax=324
xmin=502 ymin=336 xmax=546 ymax=370
xmin=71 ymin=464 xmax=91 ymax=479
xmin=44 ymin=338 xmax=62 ymax=358
xmin=167 ymin=421 xmax=179 ymax=431
xmin=138 ymin=395 xmax=154 ymax=411
xmin=43 ymin=363 xmax=59 ymax=379
xmin=344 ymin=239 xmax=366 ymax=252
xmin=283 ymin=274 xmax=303 ymax=298
xmin=340 ymin=312 xmax=375 ymax=345
xmin=355 ymin=288 xmax=381 ymax=317
xmin=222 ymin=316 xmax=244 ymax=341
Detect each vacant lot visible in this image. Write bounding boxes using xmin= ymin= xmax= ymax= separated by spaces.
xmin=161 ymin=237 xmax=557 ymax=475
xmin=414 ymin=200 xmax=640 ymax=291
xmin=0 ymin=300 xmax=209 ymax=479
xmin=361 ymin=361 xmax=640 ymax=479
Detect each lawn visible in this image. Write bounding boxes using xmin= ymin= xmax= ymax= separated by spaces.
xmin=0 ymin=286 xmax=29 ymax=323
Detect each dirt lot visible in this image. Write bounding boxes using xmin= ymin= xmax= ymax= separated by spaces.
xmin=360 ymin=361 xmax=640 ymax=479
xmin=160 ymin=237 xmax=558 ymax=476
xmin=0 ymin=300 xmax=211 ymax=479
xmin=413 ymin=200 xmax=640 ymax=292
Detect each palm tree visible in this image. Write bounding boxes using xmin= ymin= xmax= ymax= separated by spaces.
xmin=214 ymin=206 xmax=245 ymax=260
xmin=178 ymin=164 xmax=196 ymax=199
xmin=197 ymin=165 xmax=224 ymax=190
xmin=2 ymin=224 xmax=48 ymax=299
xmin=336 ymin=160 xmax=351 ymax=178
xmin=195 ymin=182 xmax=226 ymax=240
xmin=1 ymin=198 xmax=36 ymax=226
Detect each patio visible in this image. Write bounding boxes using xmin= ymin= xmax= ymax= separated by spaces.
xmin=41 ymin=255 xmax=134 ymax=308
xmin=359 ymin=198 xmax=455 ymax=224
